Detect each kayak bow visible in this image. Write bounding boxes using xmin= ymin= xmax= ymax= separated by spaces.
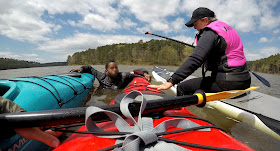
xmin=0 ymin=87 xmax=256 ymax=128
xmin=152 ymin=66 xmax=280 ymax=140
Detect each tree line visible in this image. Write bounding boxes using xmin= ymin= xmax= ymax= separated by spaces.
xmin=68 ymin=39 xmax=280 ymax=74
xmin=0 ymin=58 xmax=67 ymax=70
xmin=2 ymin=39 xmax=279 ymax=74
xmin=67 ymin=39 xmax=194 ymax=66
xmin=247 ymin=54 xmax=280 ymax=74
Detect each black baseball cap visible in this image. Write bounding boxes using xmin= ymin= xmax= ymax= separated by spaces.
xmin=185 ymin=7 xmax=215 ymax=27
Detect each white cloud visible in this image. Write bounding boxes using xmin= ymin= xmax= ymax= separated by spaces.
xmin=181 ymin=0 xmax=280 ymax=32
xmin=150 ymin=21 xmax=170 ymax=33
xmin=245 ymin=47 xmax=280 ymax=61
xmin=0 ymin=51 xmax=43 ymax=62
xmin=120 ymin=0 xmax=181 ymax=34
xmin=0 ymin=1 xmax=57 ymax=43
xmin=245 ymin=52 xmax=263 ymax=61
xmin=136 ymin=26 xmax=150 ymax=34
xmin=0 ymin=51 xmax=21 ymax=59
xmin=273 ymin=29 xmax=280 ymax=34
xmin=37 ymin=33 xmax=152 ymax=54
xmin=1 ymin=0 xmax=280 ymax=45
xmin=0 ymin=0 xmax=123 ymax=42
xmin=258 ymin=37 xmax=271 ymax=43
xmin=122 ymin=18 xmax=137 ymax=29
xmin=258 ymin=0 xmax=280 ymax=29
xmin=182 ymin=0 xmax=261 ymax=32
xmin=120 ymin=0 xmax=181 ymax=22
xmin=171 ymin=35 xmax=195 ymax=46
xmin=35 ymin=33 xmax=153 ymax=63
xmin=78 ymin=13 xmax=120 ymax=31
xmin=1 ymin=0 xmax=280 ymax=63
xmin=22 ymin=54 xmax=39 ymax=57
xmin=171 ymin=18 xmax=185 ymax=33
xmin=259 ymin=47 xmax=280 ymax=57
xmin=39 ymin=0 xmax=122 ymax=31
xmin=67 ymin=20 xmax=76 ymax=26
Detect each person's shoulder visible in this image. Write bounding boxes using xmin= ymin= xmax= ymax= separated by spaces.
xmin=201 ymin=28 xmax=218 ymax=38
xmin=120 ymin=72 xmax=131 ymax=76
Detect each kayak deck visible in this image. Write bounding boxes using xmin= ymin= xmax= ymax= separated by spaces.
xmin=55 ymin=108 xmax=253 ymax=151
xmin=0 ymin=72 xmax=95 ymax=151
xmin=152 ymin=66 xmax=280 ymax=141
xmin=54 ymin=77 xmax=253 ymax=151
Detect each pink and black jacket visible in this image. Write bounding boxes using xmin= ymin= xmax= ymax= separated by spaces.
xmin=171 ymin=20 xmax=251 ymax=84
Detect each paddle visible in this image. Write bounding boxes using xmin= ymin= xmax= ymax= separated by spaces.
xmin=145 ymin=32 xmax=195 ymax=48
xmin=145 ymin=31 xmax=271 ymax=87
xmin=249 ymin=70 xmax=271 ymax=87
xmin=0 ymin=87 xmax=258 ymax=128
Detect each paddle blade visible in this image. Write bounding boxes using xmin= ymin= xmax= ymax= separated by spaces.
xmin=251 ymin=71 xmax=271 ymax=87
xmin=205 ymin=86 xmax=259 ymax=102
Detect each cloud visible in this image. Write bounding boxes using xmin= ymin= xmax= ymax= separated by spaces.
xmin=181 ymin=0 xmax=280 ymax=32
xmin=0 ymin=51 xmax=43 ymax=62
xmin=0 ymin=51 xmax=21 ymax=59
xmin=259 ymin=47 xmax=280 ymax=57
xmin=0 ymin=0 xmax=123 ymax=43
xmin=171 ymin=35 xmax=195 ymax=46
xmin=78 ymin=13 xmax=121 ymax=31
xmin=35 ymin=33 xmax=154 ymax=63
xmin=22 ymin=54 xmax=39 ymax=57
xmin=258 ymin=0 xmax=280 ymax=29
xmin=245 ymin=46 xmax=280 ymax=61
xmin=171 ymin=18 xmax=186 ymax=33
xmin=122 ymin=18 xmax=137 ymax=30
xmin=37 ymin=33 xmax=152 ymax=54
xmin=0 ymin=1 xmax=57 ymax=43
xmin=120 ymin=0 xmax=182 ymax=34
xmin=181 ymin=0 xmax=260 ymax=32
xmin=258 ymin=37 xmax=272 ymax=43
xmin=120 ymin=0 xmax=181 ymax=22
xmin=2 ymin=0 xmax=280 ymax=45
xmin=1 ymin=0 xmax=280 ymax=63
xmin=273 ymin=29 xmax=280 ymax=34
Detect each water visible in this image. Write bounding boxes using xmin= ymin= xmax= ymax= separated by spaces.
xmin=1 ymin=65 xmax=280 ymax=150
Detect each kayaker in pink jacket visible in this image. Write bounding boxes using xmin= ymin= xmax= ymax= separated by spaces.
xmin=149 ymin=7 xmax=251 ymax=95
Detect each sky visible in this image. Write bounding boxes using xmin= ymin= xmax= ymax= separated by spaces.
xmin=0 ymin=0 xmax=280 ymax=63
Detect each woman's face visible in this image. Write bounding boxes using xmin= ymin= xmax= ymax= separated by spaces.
xmin=193 ymin=18 xmax=209 ymax=31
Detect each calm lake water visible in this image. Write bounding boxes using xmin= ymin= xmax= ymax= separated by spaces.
xmin=1 ymin=65 xmax=280 ymax=150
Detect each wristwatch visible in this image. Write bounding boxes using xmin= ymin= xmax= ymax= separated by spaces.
xmin=167 ymin=77 xmax=173 ymax=84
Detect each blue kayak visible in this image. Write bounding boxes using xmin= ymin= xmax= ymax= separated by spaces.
xmin=0 ymin=72 xmax=95 ymax=151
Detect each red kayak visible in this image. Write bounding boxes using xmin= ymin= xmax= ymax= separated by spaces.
xmin=54 ymin=77 xmax=253 ymax=151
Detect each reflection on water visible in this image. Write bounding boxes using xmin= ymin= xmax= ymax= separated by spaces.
xmin=85 ymin=86 xmax=122 ymax=106
xmin=1 ymin=65 xmax=280 ymax=151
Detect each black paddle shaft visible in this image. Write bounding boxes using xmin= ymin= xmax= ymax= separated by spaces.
xmin=145 ymin=32 xmax=195 ymax=48
xmin=0 ymin=95 xmax=200 ymax=128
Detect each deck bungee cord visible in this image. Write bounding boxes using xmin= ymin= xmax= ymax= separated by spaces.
xmin=43 ymin=77 xmax=78 ymax=95
xmin=8 ymin=73 xmax=93 ymax=107
xmin=51 ymin=117 xmax=231 ymax=151
xmin=50 ymin=90 xmax=240 ymax=151
xmin=9 ymin=78 xmax=63 ymax=107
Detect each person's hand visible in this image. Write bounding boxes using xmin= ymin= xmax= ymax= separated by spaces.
xmin=70 ymin=68 xmax=83 ymax=73
xmin=144 ymin=73 xmax=151 ymax=82
xmin=15 ymin=127 xmax=62 ymax=148
xmin=148 ymin=82 xmax=173 ymax=90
